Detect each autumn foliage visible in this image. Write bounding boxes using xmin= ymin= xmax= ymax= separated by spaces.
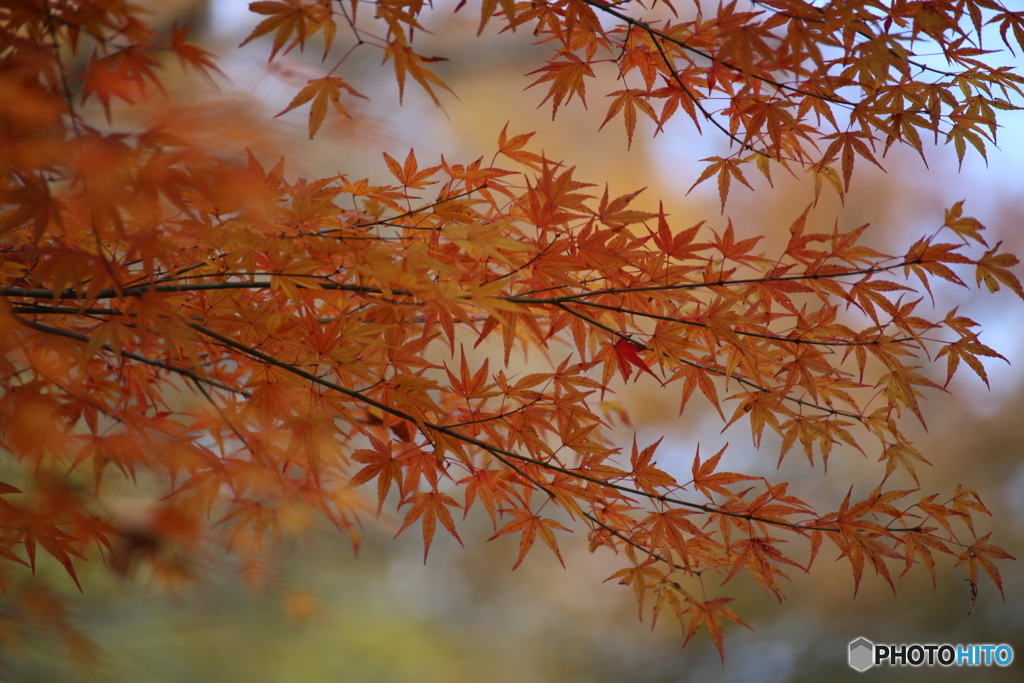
xmin=1 ymin=0 xmax=1022 ymax=663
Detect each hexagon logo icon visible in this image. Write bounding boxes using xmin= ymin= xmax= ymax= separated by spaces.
xmin=849 ymin=637 xmax=874 ymax=672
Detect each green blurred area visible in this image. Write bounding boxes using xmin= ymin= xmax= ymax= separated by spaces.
xmin=5 ymin=0 xmax=1023 ymax=680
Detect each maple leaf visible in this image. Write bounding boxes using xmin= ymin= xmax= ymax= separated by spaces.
xmin=599 ymin=89 xmax=658 ymax=148
xmin=496 ymin=123 xmax=548 ymax=171
xmin=607 ymin=563 xmax=666 ymax=619
xmin=80 ymin=47 xmax=163 ymax=118
xmin=241 ymin=0 xmax=336 ymax=61
xmin=945 ymin=113 xmax=992 ymax=168
xmin=691 ymin=445 xmax=758 ymax=500
xmin=975 ymin=242 xmax=1024 ymax=298
xmin=612 ymin=338 xmax=663 ymax=385
xmin=818 ymin=488 xmax=907 ymax=595
xmin=949 ymin=484 xmax=991 ymax=535
xmin=476 ymin=0 xmax=518 ymax=35
xmin=594 ymin=186 xmax=655 ymax=231
xmin=820 ymin=131 xmax=885 ymax=191
xmin=683 ymin=597 xmax=752 ymax=664
xmin=350 ymin=436 xmax=406 ymax=514
xmin=643 ymin=507 xmax=708 ymax=563
xmin=527 ymin=53 xmax=596 ymax=119
xmin=382 ymin=149 xmax=441 ymax=189
xmin=878 ymin=442 xmax=931 ymax=485
xmin=459 ymin=468 xmax=513 ymax=529
xmin=489 ymin=508 xmax=571 ymax=570
xmin=384 ymin=41 xmax=454 ymax=106
xmin=169 ymin=23 xmax=225 ymax=83
xmin=898 ymin=529 xmax=952 ymax=589
xmin=935 ymin=337 xmax=1006 ymax=388
xmin=955 ymin=533 xmax=1015 ymax=599
xmin=276 ymin=76 xmax=367 ymax=138
xmin=630 ymin=437 xmax=677 ymax=496
xmin=943 ymin=200 xmax=988 ymax=246
xmin=649 ymin=204 xmax=709 ymax=260
xmin=395 ymin=490 xmax=464 ymax=562
xmin=689 ymin=156 xmax=756 ymax=212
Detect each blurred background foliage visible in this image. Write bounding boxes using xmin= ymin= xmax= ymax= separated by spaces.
xmin=4 ymin=0 xmax=1022 ymax=680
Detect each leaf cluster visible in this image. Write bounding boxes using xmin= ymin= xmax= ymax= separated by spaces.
xmin=0 ymin=0 xmax=1020 ymax=663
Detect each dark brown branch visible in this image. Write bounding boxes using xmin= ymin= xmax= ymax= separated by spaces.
xmin=187 ymin=321 xmax=854 ymax=532
xmin=509 ymin=257 xmax=925 ymax=303
xmin=13 ymin=315 xmax=248 ymax=397
xmin=569 ymin=298 xmax=906 ymax=347
xmin=552 ymin=302 xmax=865 ymax=421
xmin=580 ymin=0 xmax=850 ymax=106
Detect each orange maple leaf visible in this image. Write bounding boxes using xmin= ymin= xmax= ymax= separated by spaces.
xmin=489 ymin=508 xmax=570 ymax=569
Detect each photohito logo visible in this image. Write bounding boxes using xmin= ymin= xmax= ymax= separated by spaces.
xmin=848 ymin=637 xmax=1014 ymax=671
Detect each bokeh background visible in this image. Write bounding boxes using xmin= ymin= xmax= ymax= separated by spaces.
xmin=8 ymin=1 xmax=1023 ymax=680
